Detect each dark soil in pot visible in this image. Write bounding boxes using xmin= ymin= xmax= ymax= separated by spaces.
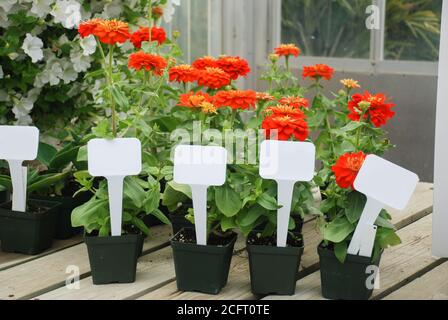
xmin=246 ymin=231 xmax=304 ymax=295
xmin=318 ymin=242 xmax=383 ymax=300
xmin=171 ymin=228 xmax=237 ymax=295
xmin=0 ymin=199 xmax=59 ymax=255
xmin=85 ymin=232 xmax=143 ymax=285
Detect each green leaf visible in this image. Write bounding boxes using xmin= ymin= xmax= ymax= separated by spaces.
xmin=221 ymin=216 xmax=237 ymax=232
xmin=48 ymin=146 xmax=79 ymax=171
xmin=71 ymin=198 xmax=109 ymax=231
xmin=323 ymin=216 xmax=355 ymax=243
xmin=238 ymin=205 xmax=265 ymax=227
xmin=123 ymin=176 xmax=146 ymax=208
xmin=168 ymin=181 xmax=192 ymax=198
xmin=144 ymin=189 xmax=160 ymax=214
xmin=0 ymin=174 xmax=12 ymax=191
xmin=215 ymin=184 xmax=242 ymax=217
xmin=375 ymin=215 xmax=396 ymax=229
xmin=27 ymin=172 xmax=69 ymax=193
xmin=111 ymin=85 xmax=129 ymax=110
xmin=345 ymin=191 xmax=366 ymax=224
xmin=149 ymin=209 xmax=171 ymax=225
xmin=375 ymin=228 xmax=401 ymax=249
xmin=132 ymin=217 xmax=150 ymax=236
xmin=334 ymin=241 xmax=348 ymax=263
xmin=77 ymin=145 xmax=87 ymax=162
xmin=37 ymin=142 xmax=57 ymax=167
xmin=257 ymin=193 xmax=280 ymax=210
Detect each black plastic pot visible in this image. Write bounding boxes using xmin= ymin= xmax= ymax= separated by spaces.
xmin=30 ymin=192 xmax=91 ymax=239
xmin=318 ymin=243 xmax=383 ymax=300
xmin=171 ymin=228 xmax=237 ymax=294
xmin=0 ymin=200 xmax=59 ymax=255
xmin=85 ymin=233 xmax=143 ymax=285
xmin=246 ymin=232 xmax=304 ymax=295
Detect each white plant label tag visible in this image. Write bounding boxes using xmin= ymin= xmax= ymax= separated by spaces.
xmin=173 ymin=145 xmax=227 ymax=245
xmin=348 ymin=155 xmax=419 ymax=257
xmin=0 ymin=126 xmax=39 ymax=212
xmin=88 ymin=138 xmax=142 ymax=236
xmin=259 ymin=140 xmax=316 ymax=247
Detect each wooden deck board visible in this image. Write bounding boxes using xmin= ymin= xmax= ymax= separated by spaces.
xmin=383 ymin=260 xmax=448 ymax=300
xmin=0 ymin=225 xmax=171 ymax=300
xmin=263 ymin=214 xmax=437 ymax=300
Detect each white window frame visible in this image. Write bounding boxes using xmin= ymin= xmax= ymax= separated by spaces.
xmin=272 ymin=0 xmax=439 ymax=76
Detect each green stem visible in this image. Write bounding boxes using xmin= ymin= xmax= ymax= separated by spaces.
xmin=108 ymin=44 xmax=117 ymax=137
xmin=148 ymin=1 xmax=153 ymax=42
xmin=229 ymin=109 xmax=238 ymax=129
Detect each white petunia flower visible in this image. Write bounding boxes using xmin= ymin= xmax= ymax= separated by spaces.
xmin=80 ymin=35 xmax=97 ymax=56
xmin=47 ymin=60 xmax=63 ymax=85
xmin=51 ymin=0 xmax=81 ymax=29
xmin=0 ymin=0 xmax=17 ymax=12
xmin=103 ymin=0 xmax=122 ymax=18
xmin=22 ymin=33 xmax=44 ymax=63
xmin=0 ymin=8 xmax=9 ymax=29
xmin=60 ymin=58 xmax=78 ymax=84
xmin=13 ymin=96 xmax=34 ymax=125
xmin=58 ymin=34 xmax=69 ymax=45
xmin=30 ymin=0 xmax=54 ymax=18
xmin=70 ymin=48 xmax=92 ymax=73
xmin=163 ymin=0 xmax=181 ymax=23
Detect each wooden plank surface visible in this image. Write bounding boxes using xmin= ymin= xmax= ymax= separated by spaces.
xmin=263 ymin=214 xmax=437 ymax=300
xmin=35 ymin=232 xmax=248 ymax=300
xmin=0 ymin=225 xmax=171 ymax=300
xmin=0 ymin=236 xmax=83 ymax=271
xmin=384 ymin=261 xmax=448 ymax=300
xmin=138 ymin=183 xmax=433 ymax=300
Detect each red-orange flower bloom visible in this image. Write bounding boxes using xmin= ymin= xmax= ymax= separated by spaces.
xmin=169 ymin=64 xmax=198 ymax=83
xmin=130 ymin=26 xmax=167 ymax=48
xmin=196 ymin=67 xmax=231 ymax=89
xmin=348 ymin=91 xmax=395 ymax=127
xmin=178 ymin=91 xmax=212 ymax=108
xmin=303 ymin=64 xmax=334 ymax=81
xmin=256 ymin=92 xmax=275 ymax=102
xmin=265 ymin=105 xmax=306 ymax=118
xmin=78 ymin=18 xmax=104 ymax=38
xmin=274 ymin=44 xmax=301 ymax=57
xmin=279 ymin=96 xmax=309 ymax=109
xmin=128 ymin=51 xmax=167 ymax=75
xmin=216 ymin=56 xmax=251 ymax=80
xmin=93 ymin=19 xmax=130 ymax=45
xmin=262 ymin=114 xmax=309 ymax=141
xmin=332 ymin=152 xmax=367 ymax=189
xmin=213 ymin=90 xmax=257 ymax=110
xmin=192 ymin=56 xmax=218 ymax=70
xmin=152 ymin=6 xmax=164 ymax=19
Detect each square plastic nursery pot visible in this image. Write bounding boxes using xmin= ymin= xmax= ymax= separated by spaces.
xmin=0 ymin=200 xmax=59 ymax=255
xmin=171 ymin=228 xmax=237 ymax=295
xmin=318 ymin=242 xmax=383 ymax=300
xmin=246 ymin=232 xmax=304 ymax=295
xmin=30 ymin=192 xmax=91 ymax=239
xmin=85 ymin=233 xmax=143 ymax=285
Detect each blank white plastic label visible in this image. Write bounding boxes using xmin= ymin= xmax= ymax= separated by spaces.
xmin=259 ymin=140 xmax=315 ymax=182
xmin=0 ymin=126 xmax=39 ymax=160
xmin=173 ymin=145 xmax=227 ymax=186
xmin=354 ymin=155 xmax=419 ymax=210
xmin=88 ymin=138 xmax=142 ymax=177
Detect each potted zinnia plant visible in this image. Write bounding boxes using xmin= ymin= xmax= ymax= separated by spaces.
xmin=71 ymin=17 xmax=160 ymax=284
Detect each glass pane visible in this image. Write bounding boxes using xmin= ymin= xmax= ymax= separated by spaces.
xmin=281 ymin=0 xmax=372 ymax=58
xmin=385 ymin=0 xmax=442 ymax=61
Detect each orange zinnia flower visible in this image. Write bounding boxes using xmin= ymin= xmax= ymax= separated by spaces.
xmin=348 ymin=91 xmax=395 ymax=127
xmin=78 ymin=18 xmax=104 ymax=38
xmin=216 ymin=56 xmax=251 ymax=80
xmin=93 ymin=19 xmax=130 ymax=45
xmin=213 ymin=90 xmax=257 ymax=110
xmin=130 ymin=26 xmax=167 ymax=48
xmin=265 ymin=104 xmax=306 ymax=118
xmin=192 ymin=56 xmax=218 ymax=70
xmin=178 ymin=91 xmax=212 ymax=108
xmin=279 ymin=96 xmax=309 ymax=109
xmin=262 ymin=114 xmax=309 ymax=141
xmin=169 ymin=64 xmax=198 ymax=83
xmin=332 ymin=152 xmax=367 ymax=189
xmin=196 ymin=67 xmax=231 ymax=89
xmin=274 ymin=44 xmax=301 ymax=58
xmin=303 ymin=64 xmax=335 ymax=81
xmin=256 ymin=92 xmax=275 ymax=102
xmin=152 ymin=6 xmax=164 ymax=19
xmin=128 ymin=51 xmax=167 ymax=75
